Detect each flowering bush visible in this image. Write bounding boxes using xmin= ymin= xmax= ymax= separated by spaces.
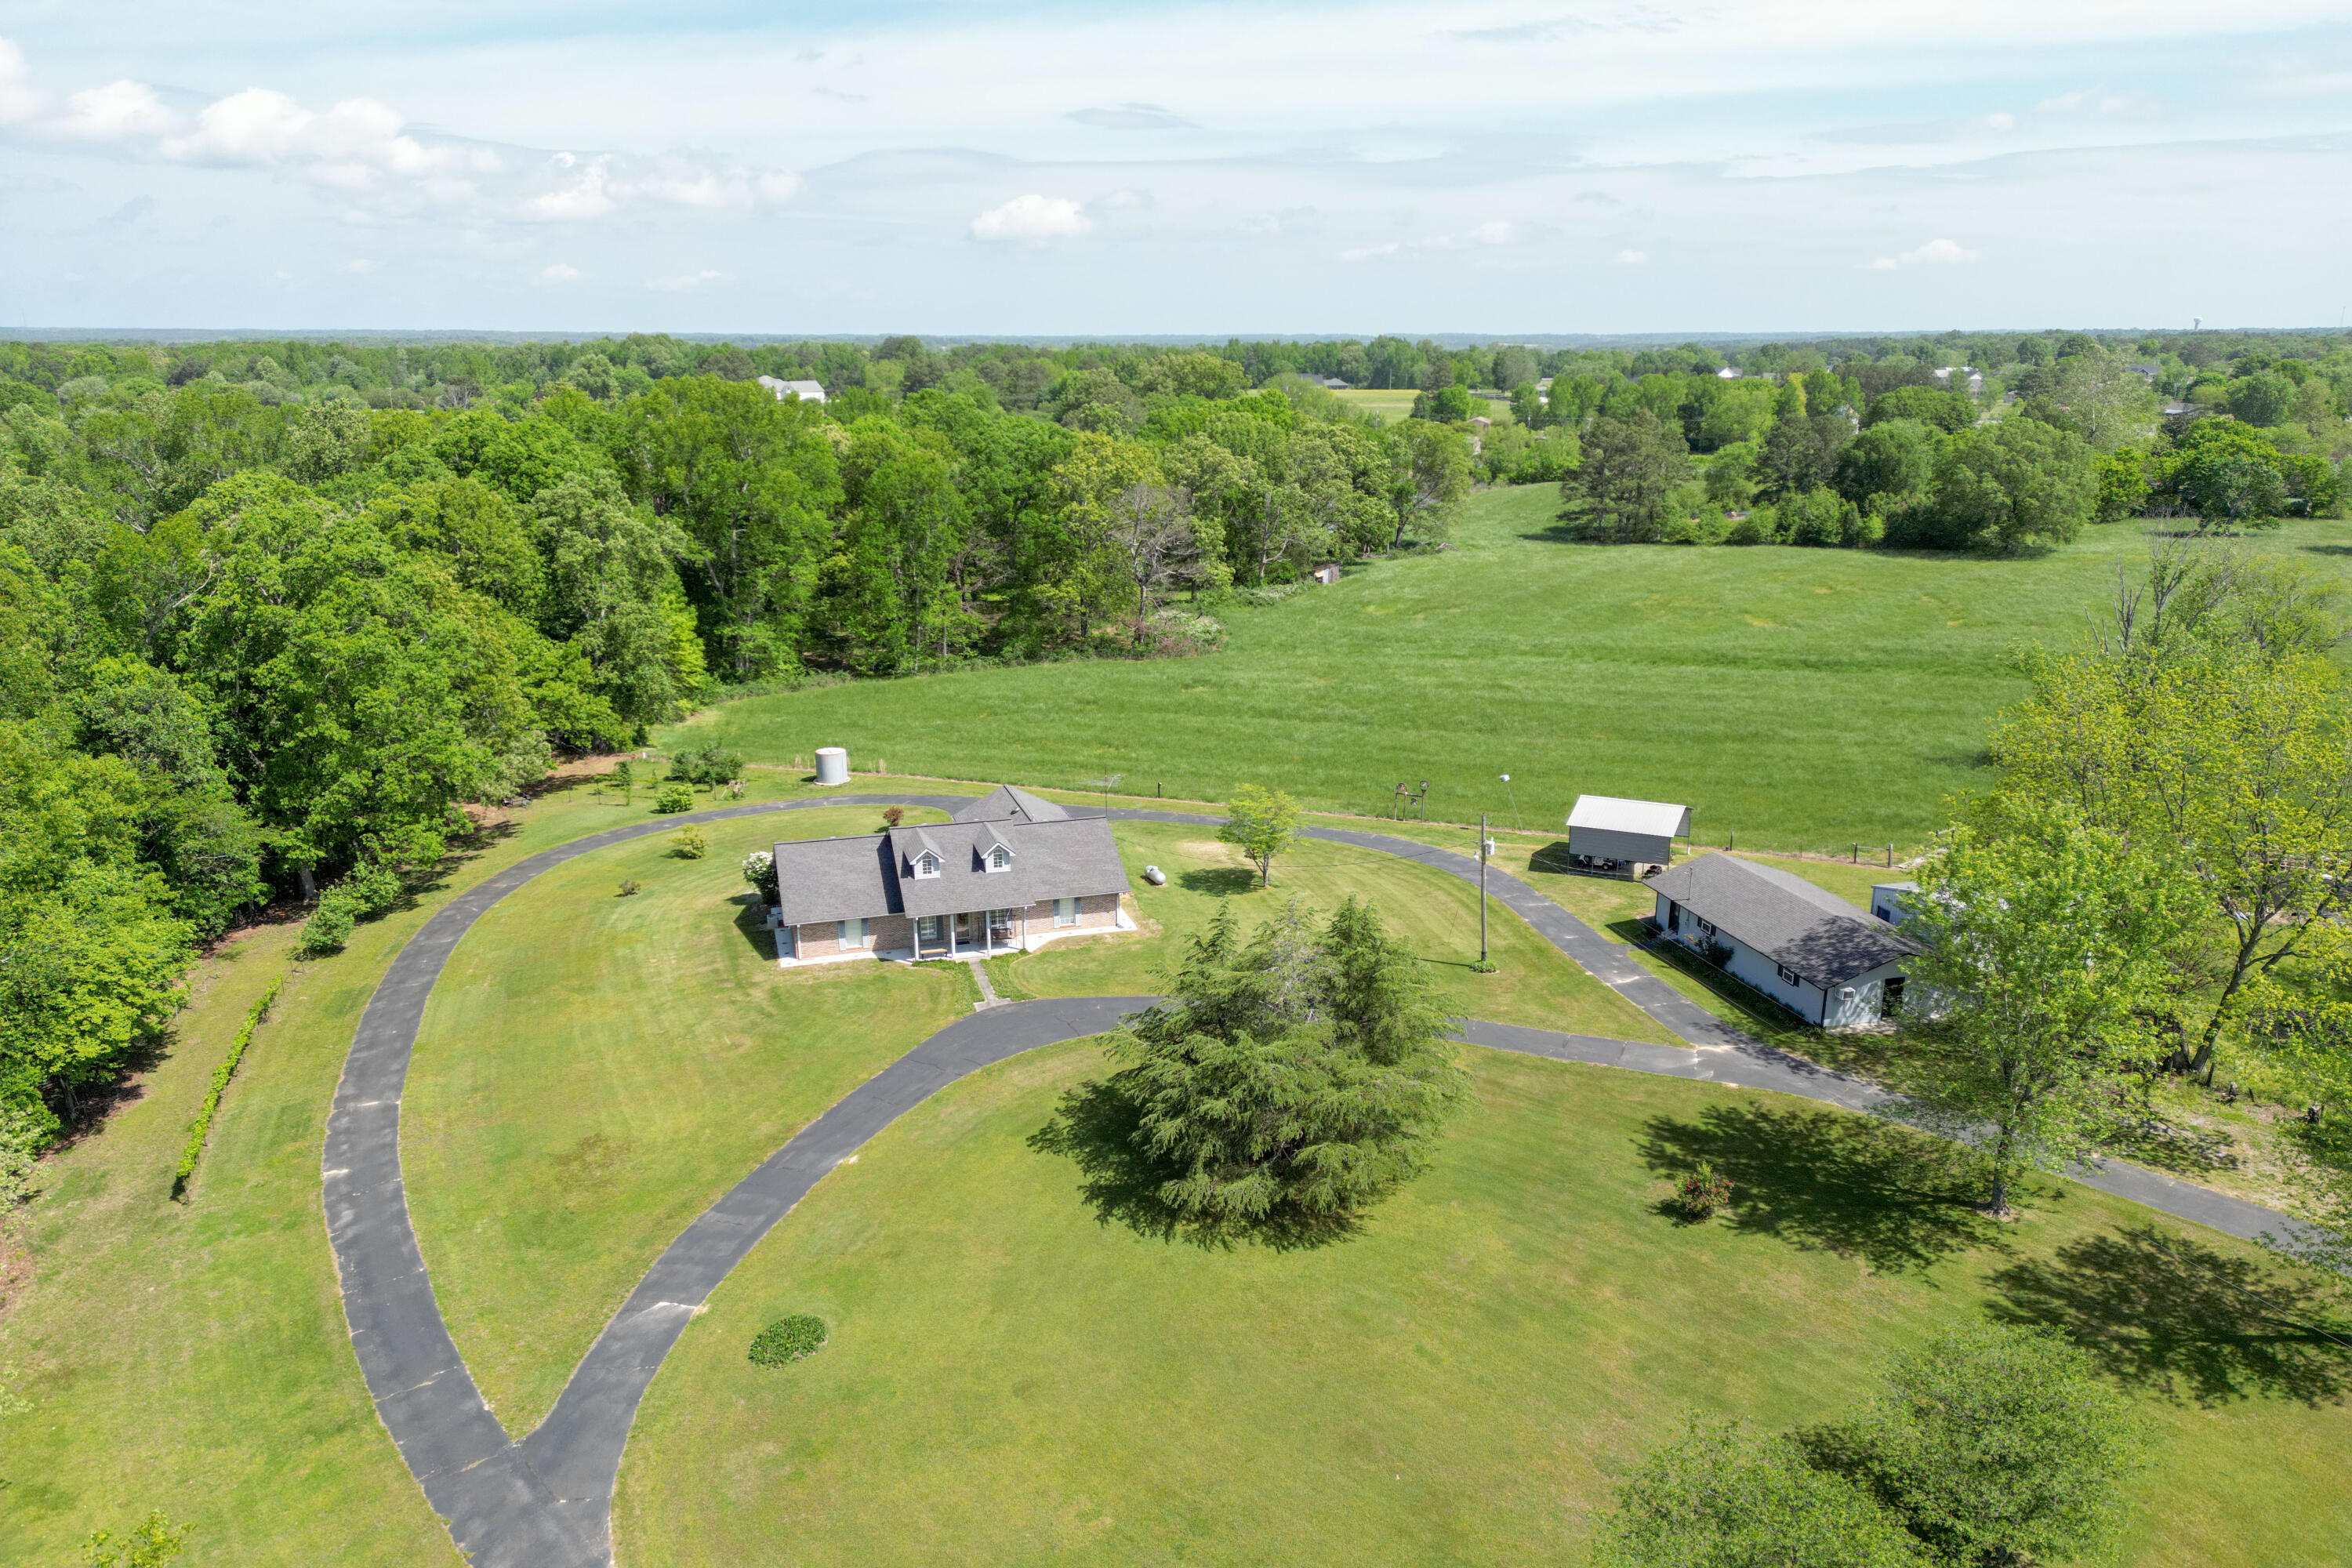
xmin=1675 ymin=1160 xmax=1734 ymax=1221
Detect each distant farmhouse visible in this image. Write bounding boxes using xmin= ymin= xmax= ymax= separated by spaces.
xmin=1565 ymin=795 xmax=1691 ymax=876
xmin=770 ymin=786 xmax=1131 ymax=965
xmin=1648 ymin=853 xmax=1921 ymax=1029
xmin=757 ymin=376 xmax=827 ymax=404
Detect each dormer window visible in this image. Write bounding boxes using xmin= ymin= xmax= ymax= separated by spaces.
xmin=914 ymin=851 xmax=941 ymax=879
xmin=986 ymin=844 xmax=1011 ymax=873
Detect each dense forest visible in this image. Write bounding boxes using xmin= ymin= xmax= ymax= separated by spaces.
xmin=1 ymin=325 xmax=2347 ymax=1155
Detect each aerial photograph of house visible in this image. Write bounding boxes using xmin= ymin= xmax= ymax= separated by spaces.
xmin=1647 ymin=852 xmax=1922 ymax=1029
xmin=768 ymin=785 xmax=1133 ymax=964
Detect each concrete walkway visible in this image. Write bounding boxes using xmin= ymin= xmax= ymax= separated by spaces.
xmin=325 ymin=794 xmax=2313 ymax=1567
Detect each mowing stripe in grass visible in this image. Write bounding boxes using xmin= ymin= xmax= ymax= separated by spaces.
xmin=171 ymin=975 xmax=281 ymax=1200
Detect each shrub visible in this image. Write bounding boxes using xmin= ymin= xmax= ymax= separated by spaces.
xmin=1664 ymin=506 xmax=1732 ymax=546
xmin=673 ymin=826 xmax=708 ymax=859
xmin=1675 ymin=1160 xmax=1733 ymax=1220
xmin=339 ymin=862 xmax=405 ymax=919
xmin=749 ymin=1313 xmax=829 ymax=1367
xmin=1145 ymin=607 xmax=1226 ymax=655
xmin=1723 ymin=509 xmax=1776 ymax=546
xmin=668 ymin=743 xmax=746 ymax=786
xmin=172 ymin=978 xmax=280 ymax=1198
xmin=618 ymin=879 xmax=641 ymax=897
xmin=742 ymin=850 xmax=778 ymax=901
xmin=654 ymin=782 xmax=695 ymax=814
xmin=299 ymin=902 xmax=355 ymax=956
xmin=881 ymin=806 xmax=905 ymax=827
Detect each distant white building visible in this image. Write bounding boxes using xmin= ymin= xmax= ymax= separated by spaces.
xmin=1715 ymin=366 xmax=1743 ymax=379
xmin=1566 ymin=795 xmax=1692 ymax=873
xmin=757 ymin=376 xmax=827 ymax=404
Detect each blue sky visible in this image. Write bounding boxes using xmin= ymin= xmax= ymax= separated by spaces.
xmin=5 ymin=2 xmax=2351 ymax=336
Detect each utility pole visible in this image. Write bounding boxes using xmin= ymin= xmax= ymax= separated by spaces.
xmin=1478 ymin=813 xmax=1493 ymax=971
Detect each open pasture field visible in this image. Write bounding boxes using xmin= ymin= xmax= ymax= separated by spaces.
xmin=670 ymin=490 xmax=2352 ymax=852
xmin=615 ymin=1040 xmax=2352 ymax=1568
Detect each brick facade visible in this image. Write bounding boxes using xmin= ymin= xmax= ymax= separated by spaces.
xmin=781 ymin=892 xmax=1124 ymax=967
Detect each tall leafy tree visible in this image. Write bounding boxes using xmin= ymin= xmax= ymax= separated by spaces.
xmin=615 ymin=377 xmax=841 ymax=679
xmin=1561 ymin=409 xmax=1686 ymax=542
xmin=169 ymin=474 xmax=546 ymax=880
xmin=1896 ymin=800 xmax=2198 ymax=1213
xmin=1595 ymin=1420 xmax=1925 ymax=1568
xmin=1100 ymin=898 xmax=1467 ymax=1229
xmin=1802 ymin=1323 xmax=2143 ymax=1567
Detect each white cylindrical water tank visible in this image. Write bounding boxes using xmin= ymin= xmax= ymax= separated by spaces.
xmin=812 ymin=746 xmax=849 ymax=786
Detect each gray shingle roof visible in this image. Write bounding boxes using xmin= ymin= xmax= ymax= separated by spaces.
xmin=1648 ymin=852 xmax=1920 ymax=988
xmin=771 ymin=811 xmax=1130 ymax=927
xmin=952 ymin=784 xmax=1070 ymax=824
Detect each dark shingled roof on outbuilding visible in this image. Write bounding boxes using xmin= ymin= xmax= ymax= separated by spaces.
xmin=1648 ymin=851 xmax=1921 ymax=989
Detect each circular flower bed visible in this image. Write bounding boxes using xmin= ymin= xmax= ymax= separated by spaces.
xmin=749 ymin=1314 xmax=829 ymax=1367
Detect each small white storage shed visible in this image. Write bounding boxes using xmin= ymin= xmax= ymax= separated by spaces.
xmin=1566 ymin=795 xmax=1691 ymax=871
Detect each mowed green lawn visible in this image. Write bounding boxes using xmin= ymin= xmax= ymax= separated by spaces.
xmin=666 ymin=494 xmax=2352 ymax=851
xmin=404 ymin=815 xmax=1671 ymax=1434
xmin=1007 ymin=819 xmax=1671 ymax=1043
xmin=402 ymin=805 xmax=968 ymax=1432
xmin=614 ymin=1042 xmax=2352 ymax=1568
xmin=0 ymin=772 xmax=980 ymax=1566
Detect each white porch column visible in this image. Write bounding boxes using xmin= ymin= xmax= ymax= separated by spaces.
xmin=947 ymin=914 xmax=957 ymax=957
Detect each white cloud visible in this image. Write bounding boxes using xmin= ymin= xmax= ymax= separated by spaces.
xmin=540 ymin=261 xmax=583 ymax=282
xmin=56 ymin=80 xmax=171 ymax=141
xmin=164 ymin=89 xmax=432 ymax=176
xmin=648 ymin=268 xmax=725 ymax=292
xmin=0 ymin=38 xmax=38 ymax=126
xmin=1907 ymin=237 xmax=1976 ymax=263
xmin=1338 ymin=241 xmax=1400 ymax=262
xmin=1867 ymin=237 xmax=1979 ymax=269
xmin=529 ymin=164 xmax=613 ymax=219
xmin=1617 ymin=248 xmax=1648 ymax=263
xmin=524 ymin=156 xmax=797 ymax=221
xmin=970 ymin=193 xmax=1093 ymax=242
xmin=346 ymin=258 xmax=375 ymax=274
xmin=1986 ymin=111 xmax=2016 ymax=132
xmin=1471 ymin=219 xmax=1518 ymax=245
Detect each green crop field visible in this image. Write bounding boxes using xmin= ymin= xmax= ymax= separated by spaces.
xmin=667 ymin=491 xmax=2352 ymax=853
xmin=615 ymin=1040 xmax=2352 ymax=1568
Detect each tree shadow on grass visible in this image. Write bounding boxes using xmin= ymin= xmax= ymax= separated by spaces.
xmin=1027 ymin=1079 xmax=1363 ymax=1253
xmin=1985 ymin=1224 xmax=2352 ymax=1407
xmin=1639 ymin=1102 xmax=2002 ymax=1275
xmin=1178 ymin=867 xmax=1259 ymax=897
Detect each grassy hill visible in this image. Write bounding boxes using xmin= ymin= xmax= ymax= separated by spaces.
xmin=665 ymin=491 xmax=2352 ymax=851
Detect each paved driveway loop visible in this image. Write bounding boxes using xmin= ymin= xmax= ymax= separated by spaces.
xmin=324 ymin=797 xmax=2310 ymax=1566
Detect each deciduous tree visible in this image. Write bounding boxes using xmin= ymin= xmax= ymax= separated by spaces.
xmin=1219 ymin=782 xmax=1300 ymax=888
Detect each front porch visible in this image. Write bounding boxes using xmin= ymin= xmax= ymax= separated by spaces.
xmin=910 ymin=907 xmax=1025 ymax=960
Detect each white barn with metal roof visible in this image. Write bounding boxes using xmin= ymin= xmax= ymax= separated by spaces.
xmin=1565 ymin=795 xmax=1691 ymax=872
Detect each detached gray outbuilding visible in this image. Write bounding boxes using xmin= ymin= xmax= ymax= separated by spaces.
xmin=1649 ymin=852 xmax=1921 ymax=1029
xmin=1565 ymin=795 xmax=1691 ymax=873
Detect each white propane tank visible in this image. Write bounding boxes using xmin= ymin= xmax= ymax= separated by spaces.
xmin=813 ymin=746 xmax=849 ymax=786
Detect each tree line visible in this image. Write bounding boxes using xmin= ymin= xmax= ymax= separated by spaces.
xmin=1544 ymin=340 xmax=2350 ymax=552
xmin=0 ymin=347 xmax=1480 ymax=1149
